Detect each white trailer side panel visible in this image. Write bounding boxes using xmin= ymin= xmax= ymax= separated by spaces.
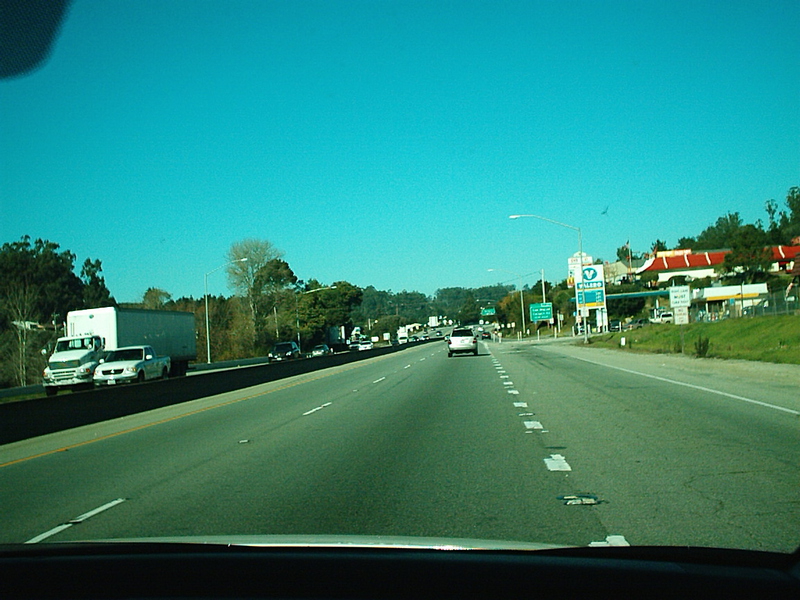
xmin=67 ymin=307 xmax=196 ymax=361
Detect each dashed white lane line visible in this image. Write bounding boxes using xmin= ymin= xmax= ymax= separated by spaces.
xmin=373 ymin=377 xmax=386 ymax=383
xmin=524 ymin=420 xmax=544 ymax=430
xmin=507 ymin=389 xmax=519 ymax=395
xmin=302 ymin=402 xmax=332 ymax=416
xmin=26 ymin=498 xmax=127 ymax=544
xmin=590 ymin=535 xmax=630 ymax=547
xmin=503 ymin=381 xmax=514 ymax=386
xmin=544 ymin=454 xmax=572 ymax=471
xmin=513 ymin=402 xmax=528 ymax=408
xmin=404 ymin=365 xmax=411 ymax=369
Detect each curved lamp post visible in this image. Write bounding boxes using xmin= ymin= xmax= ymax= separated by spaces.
xmin=509 ymin=214 xmax=588 ymax=343
xmin=295 ymin=285 xmax=337 ymax=352
xmin=204 ymin=258 xmax=247 ymax=364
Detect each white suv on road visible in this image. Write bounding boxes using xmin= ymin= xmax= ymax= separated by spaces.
xmin=447 ymin=328 xmax=478 ymax=357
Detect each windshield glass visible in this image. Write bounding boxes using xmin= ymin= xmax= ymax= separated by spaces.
xmin=1 ymin=1 xmax=798 ymax=555
xmin=55 ymin=337 xmax=94 ymax=352
xmin=105 ymin=349 xmax=144 ymax=362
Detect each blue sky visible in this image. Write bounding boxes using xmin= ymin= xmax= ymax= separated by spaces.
xmin=2 ymin=0 xmax=798 ymax=302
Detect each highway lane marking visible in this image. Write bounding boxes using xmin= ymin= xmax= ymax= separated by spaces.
xmin=25 ymin=498 xmax=126 ymax=544
xmin=507 ymin=390 xmax=519 ymax=394
xmin=404 ymin=365 xmax=411 ymax=369
xmin=500 ymin=375 xmax=509 ymax=378
xmin=568 ymin=355 xmax=800 ymax=416
xmin=372 ymin=377 xmax=386 ymax=383
xmin=590 ymin=535 xmax=630 ymax=547
xmin=513 ymin=402 xmax=528 ymax=408
xmin=503 ymin=381 xmax=514 ymax=386
xmin=544 ymin=454 xmax=572 ymax=471
xmin=524 ymin=421 xmax=544 ymax=430
xmin=1 ymin=352 xmax=402 ymax=469
xmin=302 ymin=402 xmax=332 ymax=416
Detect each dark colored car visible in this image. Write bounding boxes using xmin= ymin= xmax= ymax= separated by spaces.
xmin=626 ymin=318 xmax=648 ymax=330
xmin=268 ymin=341 xmax=301 ymax=362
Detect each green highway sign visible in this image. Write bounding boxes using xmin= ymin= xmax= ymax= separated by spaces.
xmin=529 ymin=302 xmax=553 ymax=321
xmin=480 ymin=307 xmax=496 ymax=316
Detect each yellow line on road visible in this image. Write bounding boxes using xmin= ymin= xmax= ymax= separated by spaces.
xmin=0 ymin=355 xmax=395 ymax=469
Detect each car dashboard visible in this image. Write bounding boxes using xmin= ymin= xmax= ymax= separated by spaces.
xmin=1 ymin=542 xmax=799 ymax=599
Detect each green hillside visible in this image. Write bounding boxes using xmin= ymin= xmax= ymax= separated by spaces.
xmin=589 ymin=315 xmax=800 ymax=364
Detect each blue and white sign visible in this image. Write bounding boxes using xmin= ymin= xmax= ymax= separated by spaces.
xmin=576 ymin=264 xmax=607 ymax=309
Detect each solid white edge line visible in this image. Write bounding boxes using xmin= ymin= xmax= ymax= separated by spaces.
xmin=568 ymin=355 xmax=800 ymax=416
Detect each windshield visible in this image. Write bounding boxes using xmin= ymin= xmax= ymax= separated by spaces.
xmin=1 ymin=1 xmax=799 ymax=556
xmin=105 ymin=348 xmax=144 ymax=362
xmin=54 ymin=337 xmax=95 ymax=352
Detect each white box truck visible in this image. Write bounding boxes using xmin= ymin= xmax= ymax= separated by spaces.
xmin=43 ymin=307 xmax=197 ymax=395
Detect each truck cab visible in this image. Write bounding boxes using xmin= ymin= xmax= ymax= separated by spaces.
xmin=42 ymin=335 xmax=105 ymax=395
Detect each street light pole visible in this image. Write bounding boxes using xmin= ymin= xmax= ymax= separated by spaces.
xmin=204 ymin=258 xmax=248 ymax=364
xmin=509 ymin=213 xmax=588 ymax=343
xmin=487 ymin=268 xmax=526 ymax=338
xmin=294 ymin=285 xmax=337 ymax=353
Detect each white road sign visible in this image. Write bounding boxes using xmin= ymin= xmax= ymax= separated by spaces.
xmin=669 ymin=285 xmax=691 ymax=308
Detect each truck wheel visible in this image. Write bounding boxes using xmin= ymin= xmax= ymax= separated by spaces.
xmin=137 ymin=371 xmax=145 ymax=383
xmin=162 ymin=367 xmax=169 ymax=380
xmin=45 ymin=387 xmax=57 ymax=397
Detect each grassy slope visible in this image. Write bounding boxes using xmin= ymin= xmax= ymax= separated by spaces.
xmin=588 ymin=315 xmax=800 ymax=364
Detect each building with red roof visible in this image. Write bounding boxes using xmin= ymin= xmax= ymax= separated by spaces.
xmin=635 ymin=246 xmax=800 ymax=283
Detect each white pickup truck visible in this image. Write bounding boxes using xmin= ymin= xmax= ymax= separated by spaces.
xmin=93 ymin=345 xmax=170 ymax=386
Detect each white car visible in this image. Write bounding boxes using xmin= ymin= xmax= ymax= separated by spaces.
xmin=447 ymin=328 xmax=478 ymax=357
xmin=93 ymin=345 xmax=170 ymax=386
xmin=358 ymin=340 xmax=374 ymax=351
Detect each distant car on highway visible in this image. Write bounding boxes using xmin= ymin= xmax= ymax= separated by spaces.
xmin=447 ymin=328 xmax=478 ymax=357
xmin=269 ymin=341 xmax=301 ymax=362
xmin=358 ymin=340 xmax=374 ymax=351
xmin=480 ymin=331 xmax=491 ymax=339
xmin=310 ymin=344 xmax=333 ymax=357
xmin=609 ymin=319 xmax=621 ymax=332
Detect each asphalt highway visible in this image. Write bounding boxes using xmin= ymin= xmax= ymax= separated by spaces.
xmin=1 ymin=339 xmax=798 ymax=552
